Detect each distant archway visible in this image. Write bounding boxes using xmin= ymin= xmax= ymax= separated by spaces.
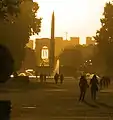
xmin=41 ymin=46 xmax=49 ymax=60
xmin=35 ymin=38 xmax=50 ymax=67
xmin=41 ymin=46 xmax=49 ymax=66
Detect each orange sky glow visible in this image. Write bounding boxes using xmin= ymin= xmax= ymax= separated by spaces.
xmin=31 ymin=0 xmax=110 ymax=44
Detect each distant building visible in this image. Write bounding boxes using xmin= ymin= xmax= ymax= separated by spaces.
xmin=35 ymin=37 xmax=80 ymax=60
xmin=70 ymin=37 xmax=80 ymax=45
xmin=35 ymin=12 xmax=55 ymax=74
xmin=26 ymin=40 xmax=34 ymax=49
xmin=86 ymin=37 xmax=96 ymax=45
xmin=63 ymin=40 xmax=71 ymax=48
xmin=35 ymin=38 xmax=50 ymax=66
xmin=55 ymin=37 xmax=63 ymax=57
xmin=55 ymin=37 xmax=80 ymax=57
xmin=55 ymin=37 xmax=63 ymax=42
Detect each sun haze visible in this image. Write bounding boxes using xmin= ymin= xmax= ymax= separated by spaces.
xmin=33 ymin=0 xmax=109 ymax=44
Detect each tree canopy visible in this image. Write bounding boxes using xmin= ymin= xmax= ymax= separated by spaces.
xmin=0 ymin=0 xmax=22 ymax=19
xmin=21 ymin=47 xmax=36 ymax=71
xmin=0 ymin=44 xmax=14 ymax=82
xmin=59 ymin=47 xmax=83 ymax=69
xmin=0 ymin=0 xmax=41 ymax=71
xmin=94 ymin=2 xmax=113 ymax=75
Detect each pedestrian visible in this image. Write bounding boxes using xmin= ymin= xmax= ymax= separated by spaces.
xmin=107 ymin=77 xmax=111 ymax=85
xmin=100 ymin=77 xmax=104 ymax=89
xmin=40 ymin=73 xmax=43 ymax=83
xmin=60 ymin=74 xmax=64 ymax=84
xmin=90 ymin=75 xmax=99 ymax=100
xmin=105 ymin=77 xmax=109 ymax=88
xmin=105 ymin=76 xmax=110 ymax=87
xmin=44 ymin=74 xmax=46 ymax=83
xmin=103 ymin=77 xmax=106 ymax=88
xmin=79 ymin=75 xmax=89 ymax=102
xmin=35 ymin=70 xmax=38 ymax=80
xmin=54 ymin=73 xmax=59 ymax=84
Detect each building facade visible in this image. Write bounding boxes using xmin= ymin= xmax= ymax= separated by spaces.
xmin=35 ymin=36 xmax=80 ymax=62
xmin=70 ymin=37 xmax=80 ymax=45
xmin=35 ymin=12 xmax=55 ymax=74
xmin=35 ymin=38 xmax=50 ymax=67
xmin=86 ymin=37 xmax=96 ymax=45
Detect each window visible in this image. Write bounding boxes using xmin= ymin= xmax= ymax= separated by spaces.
xmin=41 ymin=46 xmax=49 ymax=59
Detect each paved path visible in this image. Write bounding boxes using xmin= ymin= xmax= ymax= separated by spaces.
xmin=0 ymin=78 xmax=113 ymax=120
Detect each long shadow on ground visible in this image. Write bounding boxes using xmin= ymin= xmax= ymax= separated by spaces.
xmin=95 ymin=101 xmax=113 ymax=109
xmin=0 ymin=81 xmax=59 ymax=93
xmin=83 ymin=101 xmax=99 ymax=108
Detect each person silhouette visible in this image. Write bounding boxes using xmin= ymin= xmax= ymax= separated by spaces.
xmin=100 ymin=76 xmax=104 ymax=89
xmin=35 ymin=70 xmax=38 ymax=80
xmin=44 ymin=74 xmax=47 ymax=83
xmin=60 ymin=74 xmax=64 ymax=84
xmin=40 ymin=73 xmax=43 ymax=83
xmin=79 ymin=75 xmax=88 ymax=102
xmin=54 ymin=73 xmax=59 ymax=84
xmin=90 ymin=75 xmax=99 ymax=100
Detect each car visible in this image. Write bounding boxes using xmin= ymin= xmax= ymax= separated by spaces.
xmin=25 ymin=72 xmax=33 ymax=76
xmin=18 ymin=73 xmax=26 ymax=76
xmin=25 ymin=69 xmax=35 ymax=76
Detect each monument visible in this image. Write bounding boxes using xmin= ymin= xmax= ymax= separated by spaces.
xmin=35 ymin=11 xmax=55 ymax=75
xmin=49 ymin=11 xmax=55 ymax=70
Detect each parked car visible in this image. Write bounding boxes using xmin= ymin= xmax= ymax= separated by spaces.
xmin=18 ymin=73 xmax=26 ymax=76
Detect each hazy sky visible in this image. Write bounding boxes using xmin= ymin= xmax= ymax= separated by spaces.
xmin=32 ymin=0 xmax=109 ymax=43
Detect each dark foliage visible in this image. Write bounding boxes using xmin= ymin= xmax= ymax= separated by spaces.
xmin=0 ymin=0 xmax=41 ymax=71
xmin=94 ymin=2 xmax=113 ymax=75
xmin=0 ymin=44 xmax=14 ymax=83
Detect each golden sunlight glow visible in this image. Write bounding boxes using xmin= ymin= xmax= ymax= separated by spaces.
xmin=41 ymin=46 xmax=49 ymax=59
xmin=33 ymin=0 xmax=109 ymax=44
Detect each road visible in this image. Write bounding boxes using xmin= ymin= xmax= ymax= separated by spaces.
xmin=0 ymin=78 xmax=113 ymax=120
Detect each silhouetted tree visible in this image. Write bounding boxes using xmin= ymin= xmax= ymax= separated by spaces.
xmin=0 ymin=0 xmax=20 ymax=20
xmin=94 ymin=2 xmax=113 ymax=75
xmin=60 ymin=48 xmax=83 ymax=68
xmin=0 ymin=0 xmax=41 ymax=71
xmin=76 ymin=45 xmax=94 ymax=61
xmin=0 ymin=44 xmax=14 ymax=83
xmin=59 ymin=47 xmax=83 ymax=76
xmin=21 ymin=47 xmax=36 ymax=71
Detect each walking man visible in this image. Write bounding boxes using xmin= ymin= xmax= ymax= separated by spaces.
xmin=90 ymin=75 xmax=99 ymax=100
xmin=54 ymin=73 xmax=59 ymax=84
xmin=79 ymin=75 xmax=88 ymax=102
xmin=60 ymin=74 xmax=64 ymax=84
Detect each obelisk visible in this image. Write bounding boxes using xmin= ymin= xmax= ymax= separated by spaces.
xmin=49 ymin=11 xmax=55 ymax=70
